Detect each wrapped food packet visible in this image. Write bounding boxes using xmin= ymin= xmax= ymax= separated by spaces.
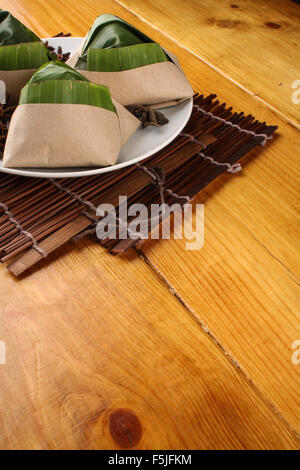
xmin=3 ymin=61 xmax=140 ymax=168
xmin=0 ymin=9 xmax=52 ymax=104
xmin=67 ymin=14 xmax=193 ymax=107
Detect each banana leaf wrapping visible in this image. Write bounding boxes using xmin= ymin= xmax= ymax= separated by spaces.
xmin=0 ymin=10 xmax=51 ymax=104
xmin=67 ymin=14 xmax=193 ymax=107
xmin=3 ymin=61 xmax=140 ymax=168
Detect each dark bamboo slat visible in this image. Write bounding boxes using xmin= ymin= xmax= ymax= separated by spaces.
xmin=0 ymin=94 xmax=277 ymax=276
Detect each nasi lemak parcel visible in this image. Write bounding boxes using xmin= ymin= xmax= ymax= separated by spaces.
xmin=3 ymin=61 xmax=140 ymax=167
xmin=68 ymin=14 xmax=193 ymax=107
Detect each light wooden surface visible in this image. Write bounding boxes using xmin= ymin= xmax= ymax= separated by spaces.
xmin=118 ymin=0 xmax=300 ymax=127
xmin=0 ymin=0 xmax=299 ymax=450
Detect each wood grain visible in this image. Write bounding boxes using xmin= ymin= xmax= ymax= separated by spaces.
xmin=0 ymin=239 xmax=299 ymax=449
xmin=0 ymin=0 xmax=299 ymax=450
xmin=108 ymin=0 xmax=300 ymax=435
xmin=117 ymin=0 xmax=300 ymax=127
xmin=139 ymin=193 xmax=300 ymax=433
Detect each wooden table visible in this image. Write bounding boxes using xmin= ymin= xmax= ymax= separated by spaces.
xmin=0 ymin=0 xmax=299 ymax=450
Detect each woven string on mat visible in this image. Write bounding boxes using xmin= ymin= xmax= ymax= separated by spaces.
xmin=0 ymin=202 xmax=47 ymax=257
xmin=0 ymin=124 xmax=245 ymax=254
xmin=49 ymin=140 xmax=242 ymax=244
xmin=192 ymin=104 xmax=273 ymax=146
xmin=179 ymin=133 xmax=242 ymax=173
xmin=49 ymin=162 xmax=192 ymax=242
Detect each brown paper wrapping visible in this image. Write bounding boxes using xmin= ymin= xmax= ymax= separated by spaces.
xmin=67 ymin=47 xmax=193 ymax=107
xmin=3 ymin=101 xmax=140 ymax=168
xmin=80 ymin=63 xmax=193 ymax=106
xmin=150 ymin=98 xmax=189 ymax=110
xmin=0 ymin=69 xmax=36 ymax=105
xmin=112 ymin=98 xmax=140 ymax=145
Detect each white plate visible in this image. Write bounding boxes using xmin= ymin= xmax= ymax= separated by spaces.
xmin=0 ymin=38 xmax=193 ymax=178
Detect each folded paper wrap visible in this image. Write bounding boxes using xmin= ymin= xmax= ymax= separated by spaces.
xmin=3 ymin=61 xmax=140 ymax=168
xmin=73 ymin=62 xmax=193 ymax=108
xmin=0 ymin=68 xmax=36 ymax=104
xmin=67 ymin=14 xmax=193 ymax=107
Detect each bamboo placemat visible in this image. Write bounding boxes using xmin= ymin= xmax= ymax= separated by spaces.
xmin=0 ymin=93 xmax=277 ymax=276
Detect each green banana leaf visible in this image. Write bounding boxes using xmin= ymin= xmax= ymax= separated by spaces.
xmin=20 ymin=61 xmax=115 ymax=112
xmin=83 ymin=14 xmax=152 ymax=51
xmin=28 ymin=60 xmax=90 ymax=84
xmin=0 ymin=9 xmax=40 ymax=45
xmin=76 ymin=13 xmax=154 ymax=70
xmin=87 ymin=43 xmax=169 ymax=72
xmin=0 ymin=41 xmax=50 ymax=70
